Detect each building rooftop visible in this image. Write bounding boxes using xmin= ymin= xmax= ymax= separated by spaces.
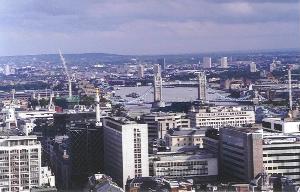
xmin=221 ymin=126 xmax=263 ymax=134
xmin=154 ymin=149 xmax=216 ymax=161
xmin=143 ymin=112 xmax=184 ymax=117
xmin=107 ymin=116 xmax=138 ymax=125
xmin=167 ymin=128 xmax=207 ymax=136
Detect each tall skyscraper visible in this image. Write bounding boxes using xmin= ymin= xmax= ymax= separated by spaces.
xmin=269 ymin=60 xmax=276 ymax=72
xmin=137 ymin=64 xmax=144 ymax=78
xmin=249 ymin=62 xmax=257 ymax=73
xmin=103 ymin=117 xmax=149 ymax=189
xmin=220 ymin=57 xmax=228 ymax=68
xmin=158 ymin=58 xmax=166 ymax=71
xmin=4 ymin=64 xmax=10 ymax=76
xmin=203 ymin=57 xmax=212 ymax=69
xmin=0 ymin=135 xmax=42 ymax=191
xmin=197 ymin=72 xmax=207 ymax=102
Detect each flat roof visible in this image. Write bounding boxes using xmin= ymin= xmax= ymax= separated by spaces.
xmin=155 ymin=149 xmax=216 ymax=161
xmin=221 ymin=126 xmax=263 ymax=134
xmin=168 ymin=128 xmax=207 ymax=136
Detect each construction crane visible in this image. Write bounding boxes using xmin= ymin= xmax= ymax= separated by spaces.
xmin=59 ymin=49 xmax=72 ymax=99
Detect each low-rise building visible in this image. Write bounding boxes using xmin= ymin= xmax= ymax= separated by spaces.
xmin=262 ymin=117 xmax=300 ymax=133
xmin=151 ymin=150 xmax=218 ymax=182
xmin=126 ymin=177 xmax=194 ymax=192
xmin=141 ymin=112 xmax=190 ymax=142
xmin=88 ymin=174 xmax=124 ymax=192
xmin=189 ymin=106 xmax=255 ymax=129
xmin=165 ymin=128 xmax=207 ymax=150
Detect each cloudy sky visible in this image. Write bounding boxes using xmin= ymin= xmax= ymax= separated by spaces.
xmin=0 ymin=0 xmax=299 ymax=56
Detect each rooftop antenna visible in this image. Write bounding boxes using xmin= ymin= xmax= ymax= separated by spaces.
xmin=59 ymin=49 xmax=72 ymax=99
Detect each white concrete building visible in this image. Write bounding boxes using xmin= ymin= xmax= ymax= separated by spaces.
xmin=40 ymin=167 xmax=55 ymax=187
xmin=262 ymin=118 xmax=300 ymax=133
xmin=220 ymin=57 xmax=228 ymax=68
xmin=263 ymin=133 xmax=300 ymax=183
xmin=152 ymin=150 xmax=218 ymax=180
xmin=103 ymin=117 xmax=149 ymax=189
xmin=250 ymin=62 xmax=257 ymax=73
xmin=18 ymin=119 xmax=36 ymax=136
xmin=203 ymin=57 xmax=212 ymax=69
xmin=0 ymin=134 xmax=42 ymax=192
xmin=189 ymin=106 xmax=255 ymax=129
xmin=165 ymin=128 xmax=206 ymax=150
xmin=141 ymin=112 xmax=190 ymax=141
xmin=16 ymin=110 xmax=56 ymax=120
xmin=137 ymin=64 xmax=144 ymax=78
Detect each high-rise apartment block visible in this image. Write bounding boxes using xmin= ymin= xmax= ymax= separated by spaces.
xmin=220 ymin=57 xmax=228 ymax=68
xmin=203 ymin=57 xmax=212 ymax=69
xmin=137 ymin=64 xmax=144 ymax=78
xmin=103 ymin=117 xmax=149 ymax=189
xmin=250 ymin=62 xmax=257 ymax=73
xmin=0 ymin=134 xmax=42 ymax=191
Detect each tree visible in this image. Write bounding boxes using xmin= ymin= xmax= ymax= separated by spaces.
xmin=39 ymin=98 xmax=49 ymax=108
xmin=79 ymin=95 xmax=95 ymax=106
xmin=111 ymin=104 xmax=127 ymax=116
xmin=28 ymin=99 xmax=39 ymax=109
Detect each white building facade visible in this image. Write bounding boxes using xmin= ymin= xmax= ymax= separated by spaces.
xmin=141 ymin=112 xmax=190 ymax=141
xmin=189 ymin=106 xmax=255 ymax=129
xmin=0 ymin=135 xmax=42 ymax=192
xmin=103 ymin=117 xmax=149 ymax=189
xmin=152 ymin=152 xmax=218 ymax=180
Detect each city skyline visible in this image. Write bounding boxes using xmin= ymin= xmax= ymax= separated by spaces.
xmin=0 ymin=0 xmax=299 ymax=56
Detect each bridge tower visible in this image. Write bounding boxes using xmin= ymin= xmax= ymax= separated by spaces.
xmin=197 ymin=72 xmax=207 ymax=102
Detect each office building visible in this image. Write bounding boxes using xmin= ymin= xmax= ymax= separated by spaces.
xmin=219 ymin=127 xmax=300 ymax=184
xmin=0 ymin=134 xmax=42 ymax=191
xmin=262 ymin=133 xmax=300 ymax=183
xmin=220 ymin=57 xmax=228 ymax=68
xmin=269 ymin=61 xmax=276 ymax=72
xmin=189 ymin=106 xmax=255 ymax=129
xmin=249 ymin=62 xmax=257 ymax=73
xmin=43 ymin=136 xmax=70 ymax=190
xmin=262 ymin=117 xmax=300 ymax=133
xmin=103 ymin=117 xmax=149 ymax=189
xmin=165 ymin=128 xmax=207 ymax=150
xmin=4 ymin=64 xmax=10 ymax=76
xmin=219 ymin=127 xmax=264 ymax=182
xmin=151 ymin=150 xmax=218 ymax=182
xmin=137 ymin=64 xmax=144 ymax=78
xmin=141 ymin=112 xmax=190 ymax=142
xmin=203 ymin=57 xmax=212 ymax=69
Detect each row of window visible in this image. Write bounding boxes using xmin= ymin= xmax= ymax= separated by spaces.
xmin=156 ymin=161 xmax=208 ymax=167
